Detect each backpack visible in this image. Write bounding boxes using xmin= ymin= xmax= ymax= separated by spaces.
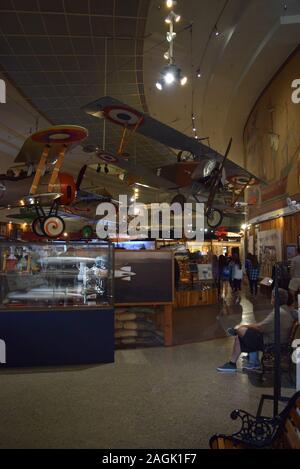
xmin=272 ymin=263 xmax=290 ymax=289
xmin=234 ymin=265 xmax=243 ymax=280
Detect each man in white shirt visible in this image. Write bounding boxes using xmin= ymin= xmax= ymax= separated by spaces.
xmin=217 ymin=289 xmax=294 ymax=372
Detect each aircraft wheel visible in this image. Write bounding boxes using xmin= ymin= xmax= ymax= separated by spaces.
xmin=42 ymin=216 xmax=65 ymax=238
xmin=32 ymin=218 xmax=45 ymax=237
xmin=171 ymin=194 xmax=186 ymax=209
xmin=206 ymin=208 xmax=223 ymax=228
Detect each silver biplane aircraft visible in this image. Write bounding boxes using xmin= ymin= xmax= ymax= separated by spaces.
xmin=0 ymin=126 xmax=117 ymax=237
xmin=82 ymin=97 xmax=262 ymax=228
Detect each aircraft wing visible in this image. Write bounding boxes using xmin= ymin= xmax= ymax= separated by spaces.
xmin=96 ymin=151 xmax=172 ymax=190
xmin=82 ymin=96 xmax=263 ymax=183
xmin=15 ymin=125 xmax=88 ymax=165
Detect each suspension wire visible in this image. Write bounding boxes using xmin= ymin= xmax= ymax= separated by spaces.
xmin=102 ymin=37 xmax=108 ymax=152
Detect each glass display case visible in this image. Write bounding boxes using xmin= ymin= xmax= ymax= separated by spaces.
xmin=0 ymin=241 xmax=114 ymax=309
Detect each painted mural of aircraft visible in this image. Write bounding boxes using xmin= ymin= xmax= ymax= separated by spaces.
xmin=82 ymin=96 xmax=262 ymax=228
xmin=0 ymin=126 xmax=117 ymax=237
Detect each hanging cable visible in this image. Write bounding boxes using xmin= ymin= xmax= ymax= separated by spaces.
xmin=195 ymin=0 xmax=229 ymax=79
xmin=102 ymin=37 xmax=108 ymax=152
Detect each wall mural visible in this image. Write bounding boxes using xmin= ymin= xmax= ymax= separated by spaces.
xmin=244 ymin=49 xmax=300 ymax=219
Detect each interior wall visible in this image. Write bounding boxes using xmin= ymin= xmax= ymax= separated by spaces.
xmin=244 ymin=48 xmax=300 ymax=219
xmin=247 ymin=212 xmax=300 ymax=263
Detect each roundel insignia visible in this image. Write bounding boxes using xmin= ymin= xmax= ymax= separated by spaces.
xmin=31 ymin=126 xmax=88 ymax=144
xmin=228 ymin=175 xmax=258 ymax=186
xmin=97 ymin=151 xmax=117 ymax=163
xmin=103 ymin=105 xmax=144 ymax=127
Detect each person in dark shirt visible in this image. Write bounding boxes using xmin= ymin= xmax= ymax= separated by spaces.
xmin=248 ymin=255 xmax=260 ymax=296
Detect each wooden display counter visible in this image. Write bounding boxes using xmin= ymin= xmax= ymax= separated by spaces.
xmin=174 ymin=288 xmax=218 ymax=308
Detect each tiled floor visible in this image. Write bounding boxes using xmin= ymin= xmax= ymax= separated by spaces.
xmin=173 ymin=289 xmax=272 ymax=345
xmin=0 ymin=291 xmax=296 ymax=448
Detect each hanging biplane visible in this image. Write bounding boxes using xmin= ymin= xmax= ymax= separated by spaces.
xmin=82 ymin=96 xmax=262 ymax=228
xmin=0 ymin=126 xmax=116 ymax=237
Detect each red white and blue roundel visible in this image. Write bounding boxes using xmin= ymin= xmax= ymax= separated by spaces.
xmin=228 ymin=175 xmax=258 ymax=186
xmin=96 ymin=151 xmax=118 ymax=164
xmin=103 ymin=105 xmax=144 ymax=127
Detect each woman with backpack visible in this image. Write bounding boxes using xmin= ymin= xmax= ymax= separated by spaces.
xmin=218 ymin=255 xmax=230 ymax=299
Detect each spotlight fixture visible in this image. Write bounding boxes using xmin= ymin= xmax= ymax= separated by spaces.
xmin=156 ymin=64 xmax=187 ymax=90
xmin=165 ymin=70 xmax=175 ymax=84
xmin=196 ymin=69 xmax=201 ymax=78
xmin=166 ymin=31 xmax=176 ymax=42
xmin=165 ymin=11 xmax=180 ymax=23
xmin=214 ymin=25 xmax=220 ymax=36
xmin=180 ymin=76 xmax=187 ymax=86
xmin=156 ymin=2 xmax=187 ymax=91
xmin=166 ymin=0 xmax=174 ymax=8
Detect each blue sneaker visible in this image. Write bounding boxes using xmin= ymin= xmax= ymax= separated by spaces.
xmin=226 ymin=327 xmax=237 ymax=337
xmin=242 ymin=362 xmax=262 ymax=372
xmin=217 ymin=362 xmax=237 ymax=372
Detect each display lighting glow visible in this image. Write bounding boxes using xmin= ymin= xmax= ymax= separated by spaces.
xmin=241 ymin=224 xmax=247 ymax=230
xmin=165 ymin=12 xmax=180 ymax=23
xmin=156 ymin=64 xmax=187 ymax=91
xmin=135 ymin=182 xmax=153 ymax=189
xmin=165 ymin=72 xmax=175 ymax=84
xmin=180 ymin=76 xmax=187 ymax=86
xmin=166 ymin=0 xmax=174 ymax=8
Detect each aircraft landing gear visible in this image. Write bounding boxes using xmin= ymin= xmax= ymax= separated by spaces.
xmin=42 ymin=216 xmax=65 ymax=238
xmin=31 ymin=197 xmax=65 ymax=238
xmin=206 ymin=208 xmax=223 ymax=228
xmin=32 ymin=215 xmax=65 ymax=238
xmin=32 ymin=217 xmax=45 ymax=237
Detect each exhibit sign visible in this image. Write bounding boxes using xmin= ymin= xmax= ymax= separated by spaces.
xmin=286 ymin=244 xmax=297 ymax=261
xmin=248 ymin=235 xmax=254 ymax=255
xmin=197 ymin=264 xmax=213 ymax=280
xmin=257 ymin=229 xmax=282 ymax=277
xmin=114 ymin=250 xmax=174 ymax=304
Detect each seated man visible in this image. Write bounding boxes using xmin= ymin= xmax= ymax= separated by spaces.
xmin=217 ymin=288 xmax=294 ymax=372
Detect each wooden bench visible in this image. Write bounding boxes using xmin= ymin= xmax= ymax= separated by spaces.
xmin=209 ymin=391 xmax=300 ymax=449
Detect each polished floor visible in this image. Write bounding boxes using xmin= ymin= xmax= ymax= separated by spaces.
xmin=0 ymin=291 xmax=296 ymax=449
